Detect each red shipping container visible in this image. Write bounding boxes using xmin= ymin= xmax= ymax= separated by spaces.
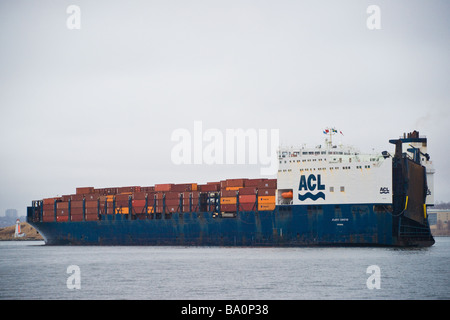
xmin=56 ymin=209 xmax=68 ymax=216
xmin=258 ymin=188 xmax=276 ymax=196
xmin=155 ymin=184 xmax=173 ymax=192
xmin=71 ymin=208 xmax=83 ymax=215
xmin=226 ymin=178 xmax=248 ymax=188
xmin=133 ymin=192 xmax=146 ymax=200
xmin=43 ymin=197 xmax=59 ymax=205
xmin=85 ymin=208 xmax=99 ymax=215
xmin=76 ymin=187 xmax=94 ymax=195
xmin=141 ymin=186 xmax=155 ymax=192
xmin=117 ymin=186 xmax=140 ymax=193
xmin=85 ymin=201 xmax=98 ymax=208
xmin=57 ymin=202 xmax=69 ymax=209
xmin=132 ymin=200 xmax=146 ymax=207
xmin=220 ymin=204 xmax=237 ymax=212
xmin=221 ymin=190 xmax=238 ymax=197
xmin=239 ymin=194 xmax=256 ymax=203
xmin=239 ymin=187 xmax=257 ymax=195
xmin=70 ymin=214 xmax=83 ymax=222
xmin=70 ymin=194 xmax=84 ymax=201
xmin=116 ymin=201 xmax=129 ymax=207
xmin=43 ymin=204 xmax=54 ymax=211
xmin=165 ymin=192 xmax=181 ymax=200
xmin=171 ymin=184 xmax=193 ymax=192
xmin=116 ymin=194 xmax=130 ymax=201
xmin=257 ymin=179 xmax=277 ymax=189
xmin=199 ymin=184 xmax=219 ymax=192
xmin=61 ymin=195 xmax=72 ymax=201
xmin=244 ymin=179 xmax=267 ymax=187
xmin=70 ymin=200 xmax=83 ymax=208
xmin=165 ymin=199 xmax=180 ymax=206
xmin=85 ymin=194 xmax=97 ymax=201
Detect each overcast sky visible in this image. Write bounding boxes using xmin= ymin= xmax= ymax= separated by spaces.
xmin=0 ymin=0 xmax=449 ymax=216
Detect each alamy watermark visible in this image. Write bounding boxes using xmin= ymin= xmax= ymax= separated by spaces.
xmin=67 ymin=265 xmax=81 ymax=289
xmin=367 ymin=5 xmax=381 ymax=30
xmin=171 ymin=121 xmax=279 ymax=175
xmin=366 ymin=265 xmax=381 ymax=289
xmin=66 ymin=5 xmax=81 ymax=30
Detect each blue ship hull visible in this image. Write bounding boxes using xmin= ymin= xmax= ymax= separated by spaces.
xmin=28 ymin=204 xmax=434 ymax=247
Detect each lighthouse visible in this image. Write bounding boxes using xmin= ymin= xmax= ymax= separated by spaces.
xmin=14 ymin=219 xmax=25 ymax=238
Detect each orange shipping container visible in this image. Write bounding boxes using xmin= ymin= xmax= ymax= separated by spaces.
xmin=258 ymin=203 xmax=276 ymax=211
xmin=258 ymin=196 xmax=276 ymax=204
xmin=221 ymin=197 xmax=237 ymax=204
xmin=155 ymin=184 xmax=173 ymax=192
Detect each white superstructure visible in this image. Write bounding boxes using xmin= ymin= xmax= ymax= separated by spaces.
xmin=277 ymin=129 xmax=393 ymax=206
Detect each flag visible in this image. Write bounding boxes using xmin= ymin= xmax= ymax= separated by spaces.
xmin=332 ymin=128 xmax=337 ymax=133
xmin=340 ymin=130 xmax=344 ymax=136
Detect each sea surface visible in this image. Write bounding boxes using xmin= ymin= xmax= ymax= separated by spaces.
xmin=0 ymin=237 xmax=449 ymax=300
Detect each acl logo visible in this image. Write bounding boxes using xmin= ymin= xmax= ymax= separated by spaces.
xmin=298 ymin=174 xmax=326 ymax=201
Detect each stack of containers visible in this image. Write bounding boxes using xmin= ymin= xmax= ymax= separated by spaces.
xmin=39 ymin=178 xmax=278 ymax=222
xmin=257 ymin=179 xmax=277 ymax=211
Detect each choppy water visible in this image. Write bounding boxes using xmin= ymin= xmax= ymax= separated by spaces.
xmin=0 ymin=238 xmax=449 ymax=300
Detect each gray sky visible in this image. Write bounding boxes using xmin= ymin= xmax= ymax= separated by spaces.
xmin=1 ymin=0 xmax=449 ymax=216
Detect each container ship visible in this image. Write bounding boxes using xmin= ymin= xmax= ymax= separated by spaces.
xmin=27 ymin=130 xmax=435 ymax=247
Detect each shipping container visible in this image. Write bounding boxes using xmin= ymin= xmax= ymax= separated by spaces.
xmin=43 ymin=204 xmax=54 ymax=211
xmin=71 ymin=201 xmax=83 ymax=208
xmin=155 ymin=184 xmax=173 ymax=192
xmin=165 ymin=199 xmax=180 ymax=206
xmin=56 ymin=209 xmax=68 ymax=216
xmin=76 ymin=187 xmax=94 ymax=195
xmin=171 ymin=183 xmax=194 ymax=192
xmin=258 ymin=196 xmax=276 ymax=204
xmin=117 ymin=186 xmax=140 ymax=193
xmin=70 ymin=214 xmax=83 ymax=222
xmin=165 ymin=192 xmax=181 ymax=200
xmin=133 ymin=192 xmax=146 ymax=200
xmin=132 ymin=199 xmax=146 ymax=207
xmin=116 ymin=194 xmax=130 ymax=202
xmin=141 ymin=186 xmax=155 ymax=192
xmin=85 ymin=201 xmax=98 ymax=208
xmin=244 ymin=179 xmax=267 ymax=187
xmin=221 ymin=190 xmax=238 ymax=197
xmin=224 ymin=178 xmax=247 ymax=188
xmin=85 ymin=194 xmax=97 ymax=201
xmin=239 ymin=194 xmax=256 ymax=203
xmin=239 ymin=187 xmax=258 ymax=195
xmin=43 ymin=198 xmax=59 ymax=205
xmin=71 ymin=208 xmax=84 ymax=215
xmin=258 ymin=188 xmax=276 ymax=196
xmin=85 ymin=208 xmax=99 ymax=215
xmin=198 ymin=183 xmax=219 ymax=192
xmin=258 ymin=203 xmax=276 ymax=211
xmin=220 ymin=197 xmax=237 ymax=204
xmin=70 ymin=194 xmax=85 ymax=201
xmin=257 ymin=179 xmax=277 ymax=189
